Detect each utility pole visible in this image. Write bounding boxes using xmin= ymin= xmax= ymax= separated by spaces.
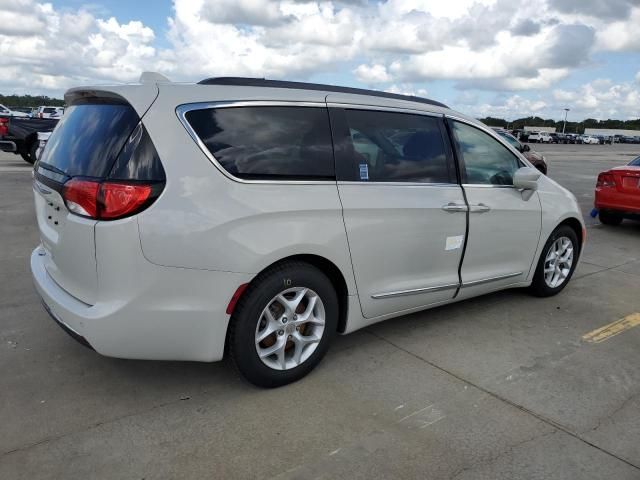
xmin=562 ymin=108 xmax=570 ymax=134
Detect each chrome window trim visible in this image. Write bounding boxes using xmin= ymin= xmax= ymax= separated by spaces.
xmin=328 ymin=102 xmax=443 ymax=118
xmin=461 ymin=271 xmax=523 ymax=287
xmin=175 ymin=101 xmax=336 ymax=185
xmin=462 ymin=184 xmax=517 ymax=189
xmin=372 ymin=282 xmax=459 ymax=299
xmin=338 ymin=181 xmax=460 ymax=188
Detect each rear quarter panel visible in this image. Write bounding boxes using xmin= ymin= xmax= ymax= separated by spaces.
xmin=136 ymin=84 xmax=357 ymax=293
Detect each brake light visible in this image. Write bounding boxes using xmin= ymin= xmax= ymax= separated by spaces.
xmin=62 ymin=178 xmax=155 ymax=220
xmin=596 ymin=173 xmax=616 ymax=188
xmin=63 ymin=179 xmax=99 ymax=217
xmin=0 ymin=118 xmax=8 ymax=136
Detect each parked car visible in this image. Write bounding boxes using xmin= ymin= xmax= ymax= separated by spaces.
xmin=31 ymin=75 xmax=585 ymax=387
xmin=528 ymin=132 xmax=552 ymax=143
xmin=495 ymin=129 xmax=548 ymax=174
xmin=0 ymin=115 xmax=60 ymax=163
xmin=582 ymin=135 xmax=600 ymax=145
xmin=595 ymin=155 xmax=640 ymax=225
xmin=0 ymin=103 xmax=29 ymax=117
xmin=527 ymin=131 xmax=541 ymax=142
xmin=35 ymin=106 xmax=64 ymax=118
xmin=549 ymin=133 xmax=561 ymax=144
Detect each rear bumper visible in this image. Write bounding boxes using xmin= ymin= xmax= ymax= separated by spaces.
xmin=595 ymin=190 xmax=640 ymax=215
xmin=41 ymin=300 xmax=94 ymax=350
xmin=31 ymin=246 xmax=253 ymax=362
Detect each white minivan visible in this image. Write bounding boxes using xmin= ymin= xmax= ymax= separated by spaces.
xmin=31 ymin=75 xmax=585 ymax=387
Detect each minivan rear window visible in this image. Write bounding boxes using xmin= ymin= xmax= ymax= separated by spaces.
xmin=39 ymin=103 xmax=140 ymax=178
xmin=184 ymin=106 xmax=334 ymax=180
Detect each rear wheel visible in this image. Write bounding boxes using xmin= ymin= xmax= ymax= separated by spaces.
xmin=228 ymin=261 xmax=338 ymax=388
xmin=530 ymin=226 xmax=579 ymax=297
xmin=599 ymin=210 xmax=623 ymax=226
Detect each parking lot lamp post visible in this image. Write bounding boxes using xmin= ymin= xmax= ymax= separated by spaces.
xmin=562 ymin=108 xmax=570 ymax=134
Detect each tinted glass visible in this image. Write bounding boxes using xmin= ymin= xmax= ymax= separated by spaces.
xmin=108 ymin=123 xmax=166 ymax=181
xmin=341 ymin=109 xmax=452 ymax=183
xmin=185 ymin=107 xmax=334 ymax=180
xmin=498 ymin=132 xmax=522 ymax=150
xmin=630 ymin=155 xmax=640 ymax=166
xmin=39 ymin=103 xmax=139 ymax=178
xmin=452 ymin=121 xmax=520 ymax=185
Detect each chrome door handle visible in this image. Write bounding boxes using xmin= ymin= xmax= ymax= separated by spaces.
xmin=442 ymin=203 xmax=468 ymax=213
xmin=469 ymin=203 xmax=491 ymax=213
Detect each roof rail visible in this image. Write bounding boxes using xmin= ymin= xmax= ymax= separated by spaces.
xmin=197 ymin=77 xmax=448 ymax=109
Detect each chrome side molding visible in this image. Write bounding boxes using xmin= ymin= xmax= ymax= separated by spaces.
xmin=372 ymin=283 xmax=459 ymax=299
xmin=462 ymin=271 xmax=523 ymax=287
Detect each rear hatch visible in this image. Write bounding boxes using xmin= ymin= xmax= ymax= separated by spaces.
xmin=33 ymin=92 xmax=163 ymax=304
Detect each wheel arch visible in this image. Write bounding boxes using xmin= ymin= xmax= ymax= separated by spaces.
xmin=557 ymin=217 xmax=584 ymax=252
xmin=228 ymin=254 xmax=350 ymax=340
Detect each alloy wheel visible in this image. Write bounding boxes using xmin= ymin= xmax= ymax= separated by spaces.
xmin=255 ymin=287 xmax=326 ymax=371
xmin=543 ymin=236 xmax=574 ymax=288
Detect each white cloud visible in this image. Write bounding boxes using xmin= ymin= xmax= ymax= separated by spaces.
xmin=455 ymin=94 xmax=548 ymax=119
xmin=386 ymin=84 xmax=428 ymax=97
xmin=354 ymin=64 xmax=391 ymax=84
xmin=0 ymin=0 xmax=639 ymax=121
xmin=595 ymin=6 xmax=640 ymax=51
xmin=552 ymin=79 xmax=640 ymax=119
xmin=0 ymin=0 xmax=156 ymax=93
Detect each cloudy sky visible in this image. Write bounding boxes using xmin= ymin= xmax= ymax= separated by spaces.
xmin=1 ymin=0 xmax=639 ymax=120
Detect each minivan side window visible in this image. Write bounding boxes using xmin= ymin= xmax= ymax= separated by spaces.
xmin=185 ymin=106 xmax=334 ymax=181
xmin=337 ymin=109 xmax=453 ymax=183
xmin=451 ymin=121 xmax=521 ymax=186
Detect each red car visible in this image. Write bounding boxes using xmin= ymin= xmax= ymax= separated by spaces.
xmin=595 ymin=155 xmax=640 ymax=225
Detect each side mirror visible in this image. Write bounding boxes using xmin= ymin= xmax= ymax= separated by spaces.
xmin=513 ymin=167 xmax=541 ymax=191
xmin=522 ymin=144 xmax=530 ymax=152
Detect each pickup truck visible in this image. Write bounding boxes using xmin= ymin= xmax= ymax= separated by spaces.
xmin=0 ymin=115 xmax=59 ymax=164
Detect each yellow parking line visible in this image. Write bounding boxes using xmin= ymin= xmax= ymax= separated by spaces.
xmin=582 ymin=313 xmax=640 ymax=344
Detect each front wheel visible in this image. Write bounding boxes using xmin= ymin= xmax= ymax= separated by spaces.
xmin=228 ymin=261 xmax=338 ymax=387
xmin=530 ymin=226 xmax=579 ymax=297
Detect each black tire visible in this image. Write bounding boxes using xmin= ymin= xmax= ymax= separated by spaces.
xmin=21 ymin=151 xmax=34 ymax=164
xmin=20 ymin=142 xmax=36 ymax=165
xmin=529 ymin=225 xmax=579 ymax=297
xmin=599 ymin=210 xmax=623 ymax=226
xmin=228 ymin=261 xmax=338 ymax=388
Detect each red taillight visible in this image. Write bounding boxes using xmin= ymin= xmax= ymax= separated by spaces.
xmin=99 ymin=183 xmax=151 ymax=219
xmin=596 ymin=173 xmax=616 ymax=188
xmin=62 ymin=178 xmax=154 ymax=220
xmin=0 ymin=118 xmax=8 ymax=136
xmin=63 ymin=179 xmax=99 ymax=218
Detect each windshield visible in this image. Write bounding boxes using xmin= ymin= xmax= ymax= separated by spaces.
xmin=39 ymin=103 xmax=139 ymax=178
xmin=630 ymin=156 xmax=640 ymax=166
